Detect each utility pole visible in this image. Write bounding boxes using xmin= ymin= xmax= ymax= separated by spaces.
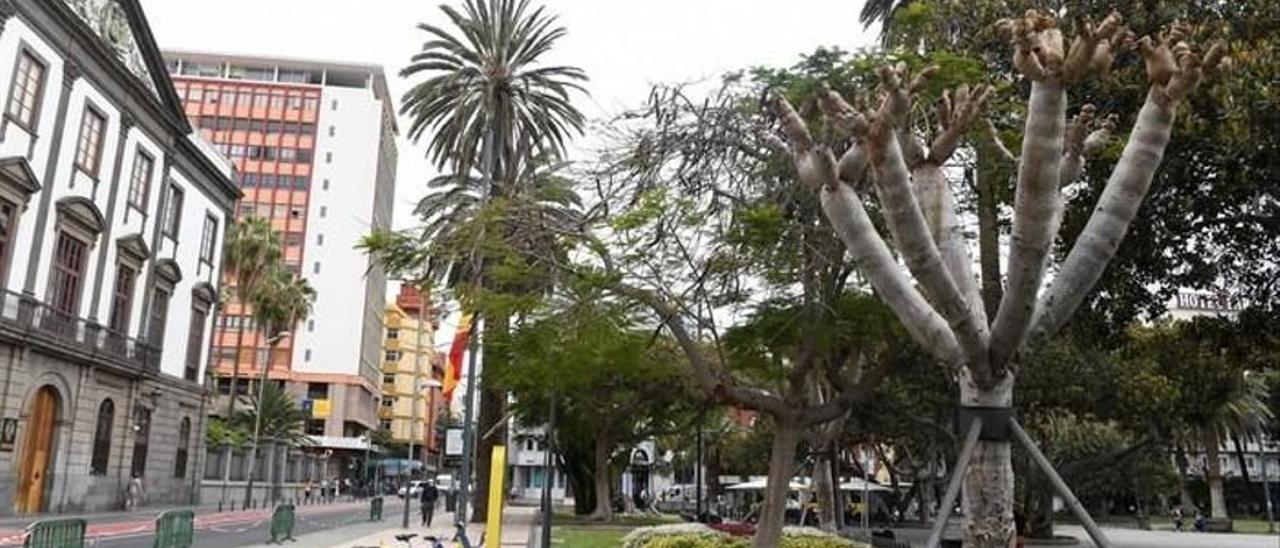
xmin=695 ymin=405 xmax=704 ymax=521
xmin=454 ymin=319 xmax=481 ymax=535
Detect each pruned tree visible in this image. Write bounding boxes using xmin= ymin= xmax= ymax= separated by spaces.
xmin=770 ymin=11 xmax=1227 ymax=546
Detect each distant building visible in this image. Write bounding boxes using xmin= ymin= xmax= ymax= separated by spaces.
xmin=0 ymin=0 xmax=239 ymax=514
xmin=161 ymin=50 xmax=397 ymax=452
xmin=380 ymin=285 xmax=445 ymax=467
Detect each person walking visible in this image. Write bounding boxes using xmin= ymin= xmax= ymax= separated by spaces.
xmin=420 ymin=480 xmax=440 ymax=527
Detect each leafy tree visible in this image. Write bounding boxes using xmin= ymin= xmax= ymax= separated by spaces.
xmin=391 ymin=0 xmax=587 ymax=521
xmin=494 ymin=289 xmax=700 ymax=519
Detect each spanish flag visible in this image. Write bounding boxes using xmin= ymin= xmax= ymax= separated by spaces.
xmin=443 ymin=314 xmax=473 ymax=402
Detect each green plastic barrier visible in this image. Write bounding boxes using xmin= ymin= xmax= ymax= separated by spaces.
xmin=369 ymin=496 xmax=384 ymax=521
xmin=267 ymin=503 xmax=296 ymax=544
xmin=152 ymin=509 xmax=195 ymax=548
xmin=23 ymin=518 xmax=86 ymax=548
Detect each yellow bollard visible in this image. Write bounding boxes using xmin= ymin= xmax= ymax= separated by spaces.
xmin=485 ymin=445 xmax=507 ymax=544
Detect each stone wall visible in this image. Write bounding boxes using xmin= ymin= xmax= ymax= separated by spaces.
xmin=0 ymin=341 xmax=208 ymax=516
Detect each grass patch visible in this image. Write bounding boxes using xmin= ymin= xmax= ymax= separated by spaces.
xmin=552 ymin=525 xmax=632 ymax=547
xmin=554 ymin=511 xmax=681 ymax=526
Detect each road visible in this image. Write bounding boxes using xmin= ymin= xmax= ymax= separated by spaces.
xmin=0 ymin=498 xmax=411 ymax=548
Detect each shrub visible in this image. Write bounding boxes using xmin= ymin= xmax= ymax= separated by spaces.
xmin=621 ymin=524 xmax=726 ymax=548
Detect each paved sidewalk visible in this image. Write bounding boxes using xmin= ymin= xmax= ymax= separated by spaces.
xmin=237 ymin=506 xmax=537 ymax=548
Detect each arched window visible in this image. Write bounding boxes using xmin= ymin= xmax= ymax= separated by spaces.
xmin=90 ymin=399 xmax=114 ymax=475
xmin=174 ymin=417 xmax=191 ymax=478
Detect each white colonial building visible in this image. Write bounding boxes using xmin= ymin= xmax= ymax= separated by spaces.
xmin=0 ymin=0 xmax=238 ymax=515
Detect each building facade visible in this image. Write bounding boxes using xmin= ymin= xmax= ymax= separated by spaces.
xmin=160 ymin=51 xmax=397 ymax=449
xmin=0 ymin=0 xmax=238 ymax=515
xmin=380 ymin=285 xmax=444 ymax=466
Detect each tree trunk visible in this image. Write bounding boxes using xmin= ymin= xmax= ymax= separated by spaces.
xmin=960 ymin=375 xmax=1016 ymax=548
xmin=814 ymin=454 xmax=837 ymax=531
xmin=1204 ymin=433 xmax=1228 ymax=519
xmin=1231 ymin=433 xmax=1251 ymax=485
xmin=754 ymin=416 xmax=801 ymax=548
xmin=471 ymin=315 xmax=510 ymax=523
xmin=589 ymin=431 xmax=613 ymax=520
xmin=1174 ymin=445 xmax=1197 ymax=512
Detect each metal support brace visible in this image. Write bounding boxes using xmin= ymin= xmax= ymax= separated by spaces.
xmin=926 ymin=418 xmax=982 ymax=548
xmin=926 ymin=412 xmax=1114 ymax=548
xmin=1009 ymin=419 xmax=1113 ymax=548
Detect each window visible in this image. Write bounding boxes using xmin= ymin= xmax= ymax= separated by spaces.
xmin=312 ymin=262 xmax=320 ymax=274
xmin=380 ymin=398 xmax=393 ymax=408
xmin=387 ymin=329 xmax=399 ymax=340
xmin=127 ymin=151 xmax=154 ymax=210
xmin=284 ymin=232 xmax=303 ymax=247
xmin=307 ymin=319 xmax=314 ymax=332
xmin=324 ymin=152 xmax=332 ymax=163
xmin=130 ymin=407 xmax=151 ymax=478
xmin=48 ymin=231 xmax=88 ymax=315
xmin=199 ymin=214 xmax=217 ymax=264
xmin=328 ymin=126 xmax=335 ymax=137
xmin=305 ymin=419 xmax=325 ymax=436
xmin=162 ymin=184 xmax=183 ymax=238
xmin=89 ymin=399 xmax=114 ymax=475
xmin=74 ymin=106 xmax=106 ymax=176
xmin=174 ymin=417 xmax=191 ymax=478
xmin=322 ymin=179 xmax=329 ymax=191
xmin=0 ymin=198 xmax=19 ymax=285
xmin=382 ymin=373 xmax=395 ymax=385
xmin=385 ymin=350 xmax=400 ymax=362
xmin=304 ymin=349 xmax=311 ymax=362
xmin=307 ymin=383 xmax=329 ymax=400
xmin=148 ymin=287 xmax=170 ymax=345
xmin=6 ymin=49 xmax=46 ymax=129
xmin=108 ymin=262 xmax=136 ymax=332
xmin=319 ymin=206 xmax=326 ymax=218
xmin=379 ymin=419 xmax=392 ymax=431
xmin=184 ymin=305 xmax=207 ymax=381
xmin=315 ymin=234 xmax=324 ymax=246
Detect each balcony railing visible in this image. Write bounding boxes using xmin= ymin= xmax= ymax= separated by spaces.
xmin=0 ymin=289 xmax=161 ymax=375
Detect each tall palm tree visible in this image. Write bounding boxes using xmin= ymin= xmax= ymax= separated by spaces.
xmin=242 ymin=267 xmax=315 ymax=506
xmin=221 ymin=217 xmax=283 ymax=419
xmin=401 ymin=0 xmax=586 ymax=186
xmin=395 ymin=0 xmax=586 ymax=522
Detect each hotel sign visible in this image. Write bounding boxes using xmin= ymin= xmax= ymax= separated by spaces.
xmin=1175 ymin=291 xmax=1241 ymax=312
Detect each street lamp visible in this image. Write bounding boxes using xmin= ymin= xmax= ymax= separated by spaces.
xmin=242 ymin=330 xmax=290 ymax=509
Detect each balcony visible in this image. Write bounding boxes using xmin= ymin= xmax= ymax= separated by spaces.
xmin=0 ymin=289 xmax=161 ymax=376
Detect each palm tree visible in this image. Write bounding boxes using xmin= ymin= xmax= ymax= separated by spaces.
xmin=221 ymin=217 xmax=283 ymax=418
xmin=1193 ymin=369 xmax=1272 ymax=520
xmin=242 ymin=267 xmax=316 ymax=506
xmin=218 ymin=216 xmax=282 ymax=508
xmin=401 ymin=0 xmax=586 ymax=185
xmin=395 ymin=0 xmax=586 ymax=522
xmin=234 ymin=381 xmax=311 ymax=449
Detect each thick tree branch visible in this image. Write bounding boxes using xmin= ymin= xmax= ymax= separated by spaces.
xmin=1025 ymin=30 xmax=1228 ymax=356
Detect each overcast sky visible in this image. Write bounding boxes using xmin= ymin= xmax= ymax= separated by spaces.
xmin=140 ymin=0 xmax=879 ymax=351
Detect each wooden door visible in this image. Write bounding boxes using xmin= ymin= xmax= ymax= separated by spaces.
xmin=16 ymin=386 xmax=58 ymax=513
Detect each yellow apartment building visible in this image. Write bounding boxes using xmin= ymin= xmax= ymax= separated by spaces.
xmin=380 ymin=285 xmax=445 ymax=465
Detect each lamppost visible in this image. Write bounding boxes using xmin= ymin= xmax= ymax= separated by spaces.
xmin=242 ymin=330 xmax=290 ymax=509
xmin=402 ymin=375 xmax=443 ymax=527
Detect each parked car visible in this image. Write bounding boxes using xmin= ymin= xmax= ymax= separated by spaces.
xmin=434 ymin=474 xmax=455 ymax=492
xmin=398 ymin=480 xmax=427 ymax=498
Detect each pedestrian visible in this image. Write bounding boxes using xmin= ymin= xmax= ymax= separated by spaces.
xmin=304 ymin=478 xmax=313 ymax=504
xmin=1193 ymin=511 xmax=1206 ymax=533
xmin=1171 ymin=505 xmax=1184 ymax=532
xmin=420 ymin=480 xmax=440 ymax=527
xmin=125 ymin=474 xmax=144 ymax=510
